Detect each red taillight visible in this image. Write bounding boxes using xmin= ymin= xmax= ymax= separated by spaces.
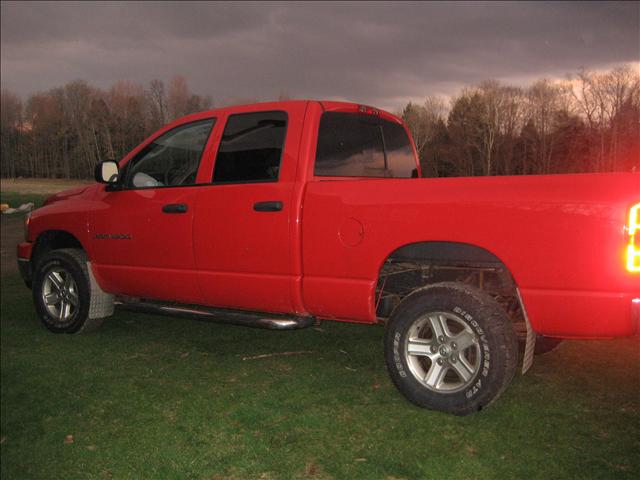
xmin=627 ymin=203 xmax=639 ymax=272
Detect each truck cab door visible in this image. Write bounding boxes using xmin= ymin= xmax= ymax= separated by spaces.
xmin=193 ymin=103 xmax=307 ymax=313
xmin=88 ymin=118 xmax=217 ymax=304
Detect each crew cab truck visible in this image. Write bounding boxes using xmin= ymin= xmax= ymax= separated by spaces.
xmin=17 ymin=100 xmax=640 ymax=415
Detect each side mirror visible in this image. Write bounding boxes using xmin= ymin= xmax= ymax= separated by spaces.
xmin=95 ymin=160 xmax=120 ymax=184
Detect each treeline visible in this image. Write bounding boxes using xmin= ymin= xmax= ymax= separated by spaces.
xmin=401 ymin=66 xmax=639 ymax=177
xmin=1 ymin=76 xmax=212 ymax=179
xmin=1 ymin=66 xmax=638 ymax=179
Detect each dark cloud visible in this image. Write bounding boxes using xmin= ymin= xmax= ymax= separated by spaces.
xmin=1 ymin=1 xmax=638 ymax=110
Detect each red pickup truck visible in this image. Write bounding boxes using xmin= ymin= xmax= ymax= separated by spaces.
xmin=17 ymin=100 xmax=639 ymax=415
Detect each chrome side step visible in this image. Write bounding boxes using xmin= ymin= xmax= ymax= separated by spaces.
xmin=115 ymin=299 xmax=316 ymax=330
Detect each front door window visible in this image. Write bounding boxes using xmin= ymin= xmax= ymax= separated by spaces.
xmin=124 ymin=118 xmax=215 ymax=188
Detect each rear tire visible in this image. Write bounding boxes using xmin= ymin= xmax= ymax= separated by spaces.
xmin=32 ymin=248 xmax=104 ymax=334
xmin=384 ymin=282 xmax=518 ymax=415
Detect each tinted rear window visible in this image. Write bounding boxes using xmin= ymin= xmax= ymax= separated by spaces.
xmin=314 ymin=112 xmax=416 ymax=178
xmin=213 ymin=111 xmax=287 ymax=183
xmin=382 ymin=120 xmax=418 ymax=178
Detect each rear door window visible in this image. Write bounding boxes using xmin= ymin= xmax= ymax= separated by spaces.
xmin=213 ymin=111 xmax=288 ymax=183
xmin=314 ymin=112 xmax=416 ymax=178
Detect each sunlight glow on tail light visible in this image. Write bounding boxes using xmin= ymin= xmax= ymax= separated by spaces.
xmin=627 ymin=203 xmax=639 ymax=272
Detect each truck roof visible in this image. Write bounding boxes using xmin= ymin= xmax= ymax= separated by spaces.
xmin=173 ymin=99 xmax=403 ymax=127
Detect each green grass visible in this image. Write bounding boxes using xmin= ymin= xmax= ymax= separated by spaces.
xmin=0 ymin=192 xmax=49 ymax=210
xmin=1 ymin=273 xmax=639 ymax=480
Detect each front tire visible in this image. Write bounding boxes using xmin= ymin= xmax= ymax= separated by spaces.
xmin=384 ymin=282 xmax=518 ymax=415
xmin=32 ymin=248 xmax=104 ymax=334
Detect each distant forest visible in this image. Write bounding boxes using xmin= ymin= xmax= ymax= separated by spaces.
xmin=1 ymin=66 xmax=638 ymax=179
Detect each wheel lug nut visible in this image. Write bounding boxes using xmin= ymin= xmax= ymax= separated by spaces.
xmin=437 ymin=358 xmax=444 ymax=366
xmin=450 ymin=356 xmax=457 ymax=363
xmin=438 ymin=336 xmax=445 ymax=343
xmin=431 ymin=345 xmax=438 ymax=353
xmin=451 ymin=342 xmax=457 ymax=349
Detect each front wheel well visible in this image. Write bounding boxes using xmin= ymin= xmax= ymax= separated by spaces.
xmin=32 ymin=230 xmax=84 ymax=268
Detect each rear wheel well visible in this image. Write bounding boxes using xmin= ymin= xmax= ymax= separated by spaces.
xmin=376 ymin=241 xmax=525 ymax=335
xmin=32 ymin=231 xmax=84 ymax=268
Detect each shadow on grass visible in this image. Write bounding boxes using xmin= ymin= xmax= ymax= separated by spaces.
xmin=1 ymin=273 xmax=639 ymax=479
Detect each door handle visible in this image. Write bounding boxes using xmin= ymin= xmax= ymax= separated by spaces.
xmin=253 ymin=201 xmax=283 ymax=212
xmin=162 ymin=203 xmax=188 ymax=214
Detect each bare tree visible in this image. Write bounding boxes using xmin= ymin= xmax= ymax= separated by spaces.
xmin=569 ymin=66 xmax=640 ymax=171
xmin=402 ymin=96 xmax=446 ymax=163
xmin=147 ymin=79 xmax=167 ymax=128
xmin=447 ymin=89 xmax=484 ymax=176
xmin=167 ymin=75 xmax=190 ymax=121
xmin=0 ymin=90 xmax=23 ymax=178
xmin=524 ymin=80 xmax=572 ymax=173
xmin=477 ymin=81 xmax=507 ymax=176
xmin=497 ymin=85 xmax=524 ymax=175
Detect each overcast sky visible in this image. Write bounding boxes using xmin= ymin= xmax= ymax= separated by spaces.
xmin=1 ymin=1 xmax=638 ymax=111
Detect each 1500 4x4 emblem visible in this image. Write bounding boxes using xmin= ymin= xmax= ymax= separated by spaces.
xmin=93 ymin=233 xmax=132 ymax=240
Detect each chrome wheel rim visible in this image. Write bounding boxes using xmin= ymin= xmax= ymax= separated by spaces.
xmin=404 ymin=311 xmax=480 ymax=393
xmin=41 ymin=267 xmax=79 ymax=324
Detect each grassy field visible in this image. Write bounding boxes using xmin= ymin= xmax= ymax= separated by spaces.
xmin=1 ymin=188 xmax=639 ymax=479
xmin=0 ymin=178 xmax=89 ymax=195
xmin=1 ymin=191 xmax=49 ymax=210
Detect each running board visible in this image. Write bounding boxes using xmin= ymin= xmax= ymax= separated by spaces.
xmin=115 ymin=300 xmax=316 ymax=330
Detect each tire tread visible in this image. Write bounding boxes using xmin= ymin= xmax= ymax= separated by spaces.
xmin=384 ymin=282 xmax=519 ymax=415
